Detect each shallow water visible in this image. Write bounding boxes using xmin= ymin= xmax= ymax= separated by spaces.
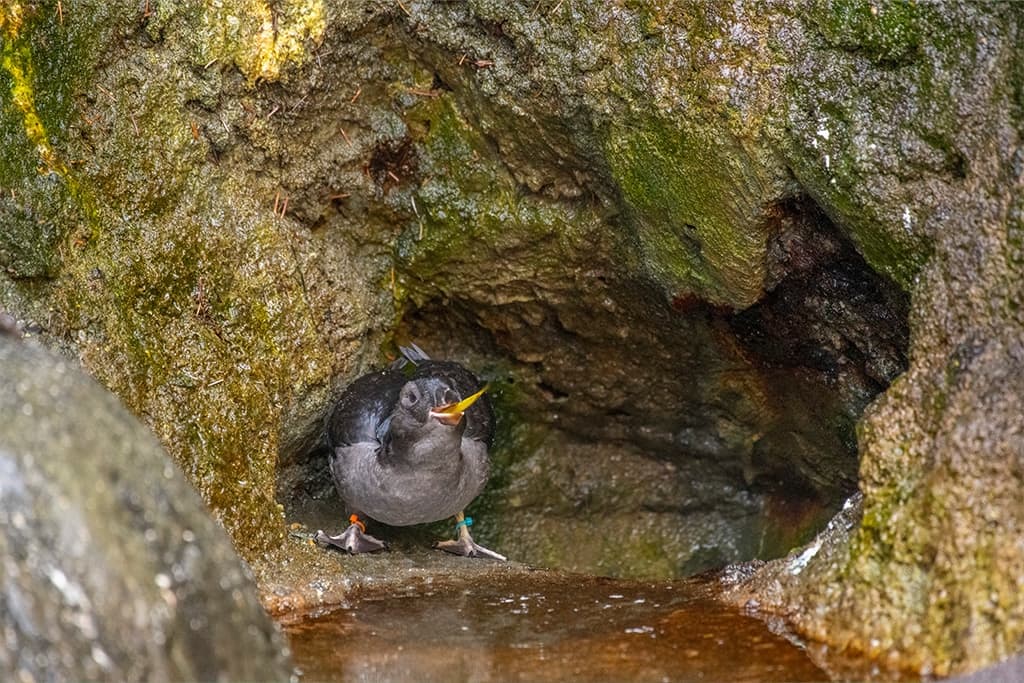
xmin=284 ymin=571 xmax=900 ymax=683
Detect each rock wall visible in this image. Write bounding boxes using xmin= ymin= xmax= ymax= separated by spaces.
xmin=728 ymin=2 xmax=1024 ymax=676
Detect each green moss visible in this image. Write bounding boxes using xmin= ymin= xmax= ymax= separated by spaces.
xmin=782 ymin=2 xmax=977 ymax=291
xmin=394 ymin=95 xmax=603 ymax=297
xmin=812 ymin=0 xmax=924 ymax=65
xmin=33 ymin=22 xmax=332 ymax=558
xmin=1 ymin=8 xmax=66 ymax=275
xmin=603 ymin=116 xmax=769 ymax=308
xmin=2 ymin=0 xmax=136 ymax=152
xmin=784 ymin=134 xmax=931 ymax=291
xmin=829 ymin=190 xmax=931 ymax=290
xmin=55 ymin=193 xmax=332 ymax=557
xmin=0 ymin=1 xmax=131 ymax=277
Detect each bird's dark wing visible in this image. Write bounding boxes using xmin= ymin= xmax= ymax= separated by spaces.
xmin=325 ymin=368 xmax=405 ymax=448
xmin=411 ymin=359 xmax=495 ymax=446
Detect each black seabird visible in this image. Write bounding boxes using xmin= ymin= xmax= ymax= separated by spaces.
xmin=314 ymin=344 xmax=505 ymax=560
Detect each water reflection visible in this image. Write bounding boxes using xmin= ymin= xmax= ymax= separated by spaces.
xmin=285 ymin=573 xmax=860 ymax=683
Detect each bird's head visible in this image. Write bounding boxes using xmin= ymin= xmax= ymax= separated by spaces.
xmin=396 ymin=377 xmax=488 ymax=428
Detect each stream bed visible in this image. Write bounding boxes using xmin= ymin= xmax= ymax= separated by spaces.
xmin=282 ymin=566 xmax=915 ymax=683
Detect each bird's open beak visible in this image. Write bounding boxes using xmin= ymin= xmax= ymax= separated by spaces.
xmin=429 ymin=386 xmax=488 ymax=426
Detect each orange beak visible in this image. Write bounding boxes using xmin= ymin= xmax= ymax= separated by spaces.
xmin=429 ymin=385 xmax=488 ymax=426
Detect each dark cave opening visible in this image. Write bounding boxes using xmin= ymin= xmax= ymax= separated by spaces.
xmin=276 ymin=195 xmax=909 ymax=578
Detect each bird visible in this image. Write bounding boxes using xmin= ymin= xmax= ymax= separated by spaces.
xmin=314 ymin=344 xmax=505 ymax=560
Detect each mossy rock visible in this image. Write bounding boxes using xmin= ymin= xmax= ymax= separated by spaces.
xmin=810 ymin=0 xmax=924 ymax=66
xmin=604 ymin=116 xmax=772 ymax=307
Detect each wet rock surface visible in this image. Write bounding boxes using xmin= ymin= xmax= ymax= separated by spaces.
xmin=0 ymin=338 xmax=292 ymax=682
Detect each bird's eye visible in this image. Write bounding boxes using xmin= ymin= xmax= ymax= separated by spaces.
xmin=402 ymin=386 xmax=419 ymax=407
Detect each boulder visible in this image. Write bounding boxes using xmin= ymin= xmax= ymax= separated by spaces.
xmin=0 ymin=338 xmax=292 ymax=682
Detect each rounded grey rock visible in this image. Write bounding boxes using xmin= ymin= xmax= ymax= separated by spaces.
xmin=0 ymin=338 xmax=293 ymax=682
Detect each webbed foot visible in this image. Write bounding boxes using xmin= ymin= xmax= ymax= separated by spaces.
xmin=315 ymin=516 xmax=386 ymax=554
xmin=434 ymin=536 xmax=506 ymax=560
xmin=433 ymin=513 xmax=506 ymax=561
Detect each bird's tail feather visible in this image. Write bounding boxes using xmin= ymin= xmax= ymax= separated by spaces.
xmin=397 ymin=343 xmax=431 ymax=366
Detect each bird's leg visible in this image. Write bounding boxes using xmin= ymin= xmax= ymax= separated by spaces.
xmin=315 ymin=513 xmax=387 ymax=554
xmin=434 ymin=512 xmax=506 ymax=561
